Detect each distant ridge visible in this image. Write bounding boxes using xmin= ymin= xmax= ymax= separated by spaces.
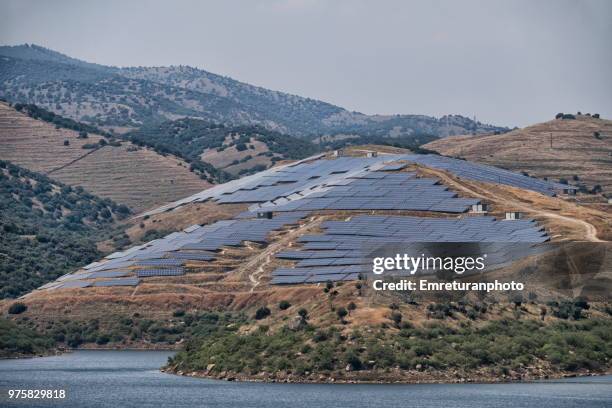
xmin=0 ymin=44 xmax=508 ymax=138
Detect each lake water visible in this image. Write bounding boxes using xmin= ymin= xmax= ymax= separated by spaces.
xmin=0 ymin=350 xmax=610 ymax=407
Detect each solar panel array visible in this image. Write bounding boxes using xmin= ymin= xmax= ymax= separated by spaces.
xmin=38 ymin=153 xmax=564 ymax=292
xmin=41 ymin=212 xmax=307 ymax=291
xmin=271 ymin=215 xmax=549 ymax=284
xmin=143 ymin=153 xmax=566 ymax=217
xmin=255 ymin=171 xmax=478 ymax=213
xmin=401 ymin=154 xmax=568 ymax=196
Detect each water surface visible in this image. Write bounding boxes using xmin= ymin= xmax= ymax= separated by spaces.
xmin=0 ymin=350 xmax=610 ymax=407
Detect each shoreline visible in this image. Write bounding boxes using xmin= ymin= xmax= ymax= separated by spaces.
xmin=0 ymin=345 xmax=176 ymax=360
xmin=3 ymin=349 xmax=609 ymax=385
xmin=163 ymin=366 xmax=612 ymax=385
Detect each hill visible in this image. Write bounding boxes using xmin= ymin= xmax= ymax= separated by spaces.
xmin=424 ymin=114 xmax=612 ymax=196
xmin=0 ymin=102 xmax=211 ymax=212
xmin=3 ymin=148 xmax=610 ymax=382
xmin=0 ymin=44 xmax=507 ymax=138
xmin=126 ymin=118 xmax=319 ymax=177
xmin=0 ymin=160 xmax=127 ymax=298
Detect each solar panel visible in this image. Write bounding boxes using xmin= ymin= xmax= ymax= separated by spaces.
xmin=87 ymin=270 xmax=132 ymax=279
xmin=164 ymin=252 xmax=215 ymax=261
xmin=136 ymin=259 xmax=185 ymax=267
xmin=93 ymin=278 xmax=140 ymax=287
xmin=136 ymin=268 xmax=185 ymax=277
xmin=58 ymin=280 xmax=91 ymax=289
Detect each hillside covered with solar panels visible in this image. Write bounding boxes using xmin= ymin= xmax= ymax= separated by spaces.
xmin=32 ymin=150 xmax=572 ymax=292
xmin=6 ymin=145 xmax=611 ymax=382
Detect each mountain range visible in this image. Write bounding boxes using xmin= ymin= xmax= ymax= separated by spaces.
xmin=0 ymin=44 xmax=507 ymax=138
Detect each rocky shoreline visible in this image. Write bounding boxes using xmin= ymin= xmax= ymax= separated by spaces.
xmin=163 ymin=365 xmax=610 ymax=385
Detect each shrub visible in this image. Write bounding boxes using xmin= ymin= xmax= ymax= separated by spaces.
xmin=8 ymin=302 xmax=27 ymax=314
xmin=390 ymin=311 xmax=402 ymax=327
xmin=336 ymin=307 xmax=348 ymax=322
xmin=96 ymin=334 xmax=110 ymax=345
xmin=279 ymin=300 xmax=291 ymax=310
xmin=344 ymin=349 xmax=363 ymax=370
xmin=254 ymin=307 xmax=271 ymax=320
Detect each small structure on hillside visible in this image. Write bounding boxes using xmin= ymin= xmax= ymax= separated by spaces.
xmin=332 ymin=149 xmax=345 ymax=157
xmin=562 ymin=186 xmax=577 ymax=196
xmin=505 ymin=211 xmax=522 ymax=220
xmin=470 ymin=203 xmax=489 ymax=213
xmin=366 ymin=151 xmax=378 ymax=158
xmin=257 ymin=211 xmax=273 ymax=219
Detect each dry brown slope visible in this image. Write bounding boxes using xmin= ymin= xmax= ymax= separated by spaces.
xmin=424 ymin=115 xmax=612 ymax=193
xmin=200 ymin=135 xmax=280 ymax=176
xmin=0 ymin=102 xmax=211 ymax=212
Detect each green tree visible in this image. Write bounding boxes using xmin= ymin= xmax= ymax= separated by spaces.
xmin=254 ymin=306 xmax=271 ymax=320
xmin=8 ymin=302 xmax=27 ymax=314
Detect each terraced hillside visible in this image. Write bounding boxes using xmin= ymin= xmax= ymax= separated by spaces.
xmin=0 ymin=102 xmax=211 ymax=212
xmin=424 ymin=114 xmax=612 ymax=195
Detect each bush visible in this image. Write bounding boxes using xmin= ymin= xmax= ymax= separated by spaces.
xmin=390 ymin=311 xmax=402 ymax=327
xmin=254 ymin=307 xmax=271 ymax=320
xmin=336 ymin=307 xmax=348 ymax=322
xmin=8 ymin=302 xmax=27 ymax=314
xmin=279 ymin=300 xmax=291 ymax=310
xmin=96 ymin=334 xmax=110 ymax=345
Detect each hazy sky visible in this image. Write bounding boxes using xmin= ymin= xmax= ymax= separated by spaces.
xmin=1 ymin=0 xmax=610 ymax=127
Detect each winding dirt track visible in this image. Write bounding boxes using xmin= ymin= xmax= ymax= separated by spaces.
xmin=233 ymin=216 xmax=323 ymax=291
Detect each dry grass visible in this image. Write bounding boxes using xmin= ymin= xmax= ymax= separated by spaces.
xmin=201 ymin=136 xmax=279 ymax=176
xmin=424 ymin=115 xmax=612 ymax=193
